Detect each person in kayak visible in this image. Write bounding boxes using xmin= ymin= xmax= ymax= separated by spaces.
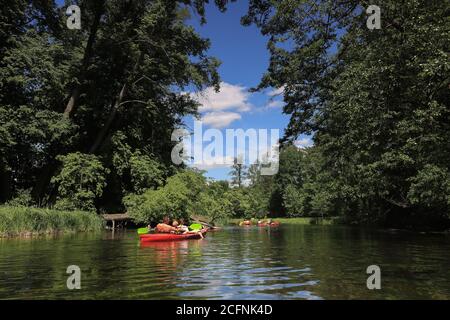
xmin=240 ymin=219 xmax=251 ymax=226
xmin=155 ymin=216 xmax=178 ymax=234
xmin=176 ymin=218 xmax=205 ymax=239
xmin=176 ymin=219 xmax=190 ymax=233
xmin=171 ymin=219 xmax=186 ymax=234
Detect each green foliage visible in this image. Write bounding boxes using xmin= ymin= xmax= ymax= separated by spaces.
xmin=0 ymin=206 xmax=104 ymax=237
xmin=0 ymin=0 xmax=225 ymax=213
xmin=51 ymin=153 xmax=109 ymax=211
xmin=229 ymin=157 xmax=246 ymax=188
xmin=0 ymin=105 xmax=77 ymax=198
xmin=196 ymin=181 xmax=233 ymax=223
xmin=129 ymin=152 xmax=165 ymax=194
xmin=283 ymin=184 xmax=307 ymax=217
xmin=223 ymin=187 xmax=260 ymax=219
xmin=222 ymin=157 xmax=274 ymax=218
xmin=110 ymin=132 xmax=165 ymax=194
xmin=407 ymin=165 xmax=450 ymax=215
xmin=245 ymin=0 xmax=450 ymax=228
xmin=125 ymin=170 xmax=206 ymax=223
xmin=5 ymin=189 xmax=35 ymax=207
xmin=247 ymin=161 xmax=261 ymax=186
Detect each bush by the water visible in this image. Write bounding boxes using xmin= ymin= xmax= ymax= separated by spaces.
xmin=51 ymin=152 xmax=110 ymax=212
xmin=125 ymin=169 xmax=265 ymax=224
xmin=125 ymin=170 xmax=207 ymax=223
xmin=0 ymin=206 xmax=104 ymax=237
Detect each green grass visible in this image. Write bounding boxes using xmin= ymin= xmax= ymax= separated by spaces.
xmin=0 ymin=206 xmax=105 ymax=237
xmin=228 ymin=217 xmax=338 ymax=225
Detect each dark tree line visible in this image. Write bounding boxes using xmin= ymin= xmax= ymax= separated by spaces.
xmin=242 ymin=0 xmax=450 ymax=228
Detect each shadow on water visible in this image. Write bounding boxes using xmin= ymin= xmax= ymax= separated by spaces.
xmin=0 ymin=225 xmax=449 ymax=299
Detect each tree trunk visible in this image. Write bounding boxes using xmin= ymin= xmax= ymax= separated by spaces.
xmin=63 ymin=1 xmax=105 ymax=118
xmin=0 ymin=168 xmax=11 ymax=202
xmin=89 ymin=52 xmax=144 ymax=154
xmin=33 ymin=2 xmax=106 ymax=206
xmin=89 ymin=83 xmax=128 ymax=154
xmin=31 ymin=162 xmax=55 ymax=205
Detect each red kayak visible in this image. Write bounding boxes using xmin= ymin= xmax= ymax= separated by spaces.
xmin=139 ymin=229 xmax=208 ymax=242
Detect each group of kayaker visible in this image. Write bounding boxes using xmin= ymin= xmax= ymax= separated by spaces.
xmin=152 ymin=216 xmax=204 ymax=239
xmin=239 ymin=218 xmax=280 ymax=227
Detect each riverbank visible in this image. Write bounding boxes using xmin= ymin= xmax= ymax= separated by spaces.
xmin=228 ymin=217 xmax=339 ymax=225
xmin=0 ymin=206 xmax=105 ymax=237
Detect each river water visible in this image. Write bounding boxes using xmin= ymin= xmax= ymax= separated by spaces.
xmin=0 ymin=225 xmax=449 ymax=299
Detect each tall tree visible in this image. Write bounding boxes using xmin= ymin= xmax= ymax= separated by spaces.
xmin=229 ymin=156 xmax=246 ymax=188
xmin=0 ymin=0 xmax=232 ymax=210
xmin=247 ymin=160 xmax=261 ymax=186
xmin=244 ymin=0 xmax=450 ymax=227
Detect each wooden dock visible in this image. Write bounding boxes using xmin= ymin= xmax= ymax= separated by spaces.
xmin=102 ymin=213 xmax=132 ymax=229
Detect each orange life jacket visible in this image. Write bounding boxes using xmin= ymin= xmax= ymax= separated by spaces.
xmin=156 ymin=223 xmax=177 ymax=233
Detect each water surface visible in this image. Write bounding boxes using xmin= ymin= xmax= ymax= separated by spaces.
xmin=1 ymin=225 xmax=449 ymax=299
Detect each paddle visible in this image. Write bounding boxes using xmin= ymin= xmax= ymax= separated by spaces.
xmin=192 ymin=220 xmax=217 ymax=229
xmin=137 ymin=227 xmax=149 ymax=235
xmin=189 ymin=223 xmax=203 ymax=231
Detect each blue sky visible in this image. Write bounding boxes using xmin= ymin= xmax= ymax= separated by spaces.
xmin=183 ymin=1 xmax=312 ymax=180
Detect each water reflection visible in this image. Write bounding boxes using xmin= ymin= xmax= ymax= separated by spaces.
xmin=0 ymin=225 xmax=449 ymax=299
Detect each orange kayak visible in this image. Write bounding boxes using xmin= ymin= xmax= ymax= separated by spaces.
xmin=139 ymin=229 xmax=208 ymax=242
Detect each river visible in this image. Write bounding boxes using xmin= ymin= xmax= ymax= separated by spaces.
xmin=0 ymin=225 xmax=449 ymax=299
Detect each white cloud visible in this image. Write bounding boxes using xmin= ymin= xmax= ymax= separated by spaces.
xmin=202 ymin=111 xmax=241 ymax=128
xmin=192 ymin=155 xmax=235 ymax=170
xmin=294 ymin=137 xmax=313 ymax=149
xmin=266 ymin=100 xmax=284 ymax=109
xmin=192 ymin=82 xmax=252 ymax=113
xmin=182 ymin=124 xmax=280 ymax=172
xmin=267 ymin=85 xmax=285 ymax=97
xmin=256 ymin=86 xmax=285 ymax=112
